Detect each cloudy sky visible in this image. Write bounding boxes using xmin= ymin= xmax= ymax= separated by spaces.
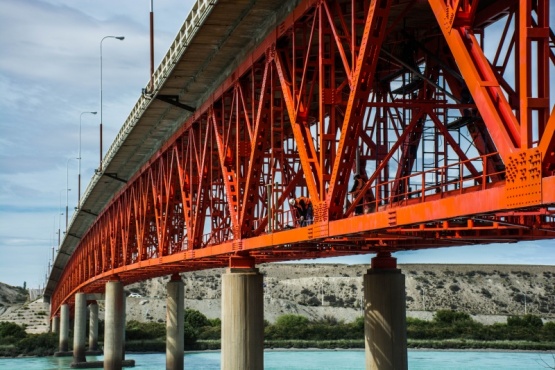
xmin=0 ymin=0 xmax=553 ymax=289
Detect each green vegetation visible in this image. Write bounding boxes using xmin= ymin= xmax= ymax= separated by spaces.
xmin=407 ymin=311 xmax=555 ymax=343
xmin=0 ymin=322 xmax=57 ymax=357
xmin=264 ymin=314 xmax=364 ymax=341
xmin=1 ymin=310 xmax=553 ymax=356
xmin=125 ymin=310 xmax=554 ymax=351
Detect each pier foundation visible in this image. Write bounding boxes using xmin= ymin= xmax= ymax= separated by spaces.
xmin=364 ymin=252 xmax=408 ymax=370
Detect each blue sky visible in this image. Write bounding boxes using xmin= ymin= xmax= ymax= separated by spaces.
xmin=0 ymin=0 xmax=553 ymax=289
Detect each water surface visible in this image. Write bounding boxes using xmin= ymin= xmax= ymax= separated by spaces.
xmin=0 ymin=350 xmax=553 ymax=369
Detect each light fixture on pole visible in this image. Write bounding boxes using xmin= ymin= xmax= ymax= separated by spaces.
xmin=99 ymin=35 xmax=125 ymax=173
xmin=78 ymin=111 xmax=97 ymax=206
xmin=66 ymin=158 xmax=73 ymax=233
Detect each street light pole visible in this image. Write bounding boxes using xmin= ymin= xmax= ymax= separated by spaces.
xmin=78 ymin=111 xmax=97 ymax=206
xmin=99 ymin=35 xmax=125 ymax=172
xmin=66 ymin=158 xmax=73 ymax=233
xmin=58 ymin=189 xmax=64 ymax=246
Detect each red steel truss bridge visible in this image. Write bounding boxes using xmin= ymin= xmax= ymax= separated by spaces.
xmin=46 ymin=0 xmax=555 ymax=314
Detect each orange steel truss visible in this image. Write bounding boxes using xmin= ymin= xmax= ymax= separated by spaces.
xmin=51 ymin=0 xmax=555 ymax=313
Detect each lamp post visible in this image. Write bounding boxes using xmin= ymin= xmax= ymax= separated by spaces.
xmin=99 ymin=35 xmax=125 ymax=172
xmin=58 ymin=189 xmax=64 ymax=246
xmin=66 ymin=158 xmax=73 ymax=233
xmin=78 ymin=111 xmax=97 ymax=206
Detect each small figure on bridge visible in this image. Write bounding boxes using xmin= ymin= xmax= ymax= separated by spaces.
xmin=349 ymin=174 xmax=366 ymax=215
xmin=289 ymin=196 xmax=313 ymax=226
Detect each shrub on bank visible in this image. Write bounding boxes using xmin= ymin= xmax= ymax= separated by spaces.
xmin=0 ymin=322 xmax=27 ymax=345
xmin=16 ymin=332 xmax=57 ymax=356
xmin=126 ymin=320 xmax=165 ymax=340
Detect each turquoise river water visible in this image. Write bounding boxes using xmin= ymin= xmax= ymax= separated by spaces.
xmin=0 ymin=350 xmax=554 ymax=369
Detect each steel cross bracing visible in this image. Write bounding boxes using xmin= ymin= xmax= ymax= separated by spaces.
xmin=51 ymin=0 xmax=555 ymax=313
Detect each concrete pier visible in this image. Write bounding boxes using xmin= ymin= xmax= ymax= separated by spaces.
xmin=364 ymin=253 xmax=408 ymax=370
xmin=72 ymin=293 xmax=87 ymax=364
xmin=88 ymin=301 xmax=99 ymax=351
xmin=52 ymin=315 xmax=60 ymax=334
xmin=221 ymin=259 xmax=264 ymax=370
xmin=122 ymin=295 xmax=127 ymax=361
xmin=104 ymin=280 xmax=125 ymax=370
xmin=59 ymin=303 xmax=70 ymax=352
xmin=166 ymin=274 xmax=184 ymax=370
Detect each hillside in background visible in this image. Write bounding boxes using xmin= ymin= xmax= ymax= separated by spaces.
xmin=1 ymin=264 xmax=554 ymax=333
xmin=124 ymin=264 xmax=555 ymax=325
xmin=0 ymin=282 xmax=27 ymax=316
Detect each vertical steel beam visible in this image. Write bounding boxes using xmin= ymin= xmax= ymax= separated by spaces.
xmin=328 ymin=0 xmax=393 ymax=219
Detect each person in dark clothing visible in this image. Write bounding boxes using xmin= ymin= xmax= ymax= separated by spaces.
xmin=349 ymin=174 xmax=365 ymax=215
xmin=289 ymin=196 xmax=313 ymax=226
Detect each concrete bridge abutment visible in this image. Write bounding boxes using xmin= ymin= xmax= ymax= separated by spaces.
xmin=364 ymin=252 xmax=408 ymax=370
xmin=221 ymin=256 xmax=264 ymax=370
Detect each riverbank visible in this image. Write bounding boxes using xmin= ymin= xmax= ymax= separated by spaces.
xmin=123 ymin=338 xmax=555 ymax=352
xmin=2 ymin=309 xmax=554 ymax=358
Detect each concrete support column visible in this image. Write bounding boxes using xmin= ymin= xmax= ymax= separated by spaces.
xmin=221 ymin=256 xmax=264 ymax=370
xmin=166 ymin=274 xmax=184 ymax=370
xmin=52 ymin=315 xmax=60 ymax=334
xmin=59 ymin=303 xmax=70 ymax=352
xmin=364 ymin=253 xmax=407 ymax=370
xmin=104 ymin=280 xmax=124 ymax=370
xmin=122 ymin=295 xmax=127 ymax=360
xmin=72 ymin=293 xmax=87 ymax=364
xmin=88 ymin=301 xmax=99 ymax=351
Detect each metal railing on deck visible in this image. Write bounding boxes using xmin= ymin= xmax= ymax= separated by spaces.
xmin=350 ymin=153 xmax=505 ymax=214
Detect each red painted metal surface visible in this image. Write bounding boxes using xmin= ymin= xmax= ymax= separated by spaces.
xmin=51 ymin=0 xmax=555 ymax=313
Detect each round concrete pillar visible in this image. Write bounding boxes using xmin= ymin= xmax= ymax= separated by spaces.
xmin=52 ymin=315 xmax=60 ymax=334
xmin=104 ymin=280 xmax=124 ymax=370
xmin=72 ymin=292 xmax=87 ymax=364
xmin=221 ymin=267 xmax=264 ymax=370
xmin=166 ymin=274 xmax=184 ymax=370
xmin=59 ymin=303 xmax=70 ymax=352
xmin=88 ymin=301 xmax=99 ymax=351
xmin=122 ymin=294 xmax=127 ymax=360
xmin=363 ymin=253 xmax=408 ymax=370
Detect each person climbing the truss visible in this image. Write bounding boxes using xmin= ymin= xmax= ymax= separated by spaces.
xmin=289 ymin=196 xmax=313 ymax=226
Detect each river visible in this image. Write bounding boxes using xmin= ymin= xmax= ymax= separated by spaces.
xmin=0 ymin=350 xmax=553 ymax=369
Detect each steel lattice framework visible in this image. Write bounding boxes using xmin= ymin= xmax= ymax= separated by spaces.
xmin=51 ymin=0 xmax=555 ymax=313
